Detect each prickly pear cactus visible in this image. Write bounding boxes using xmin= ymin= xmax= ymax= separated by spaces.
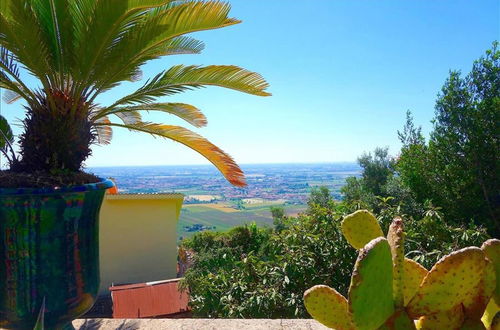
xmin=482 ymin=299 xmax=500 ymax=329
xmin=304 ymin=285 xmax=355 ymax=330
xmin=387 ymin=217 xmax=405 ymax=308
xmin=402 ymin=258 xmax=428 ymax=306
xmin=406 ymin=247 xmax=487 ymax=318
xmin=378 ymin=310 xmax=415 ymax=330
xmin=482 ymin=239 xmax=500 ymax=305
xmin=348 ymin=237 xmax=394 ymax=330
xmin=415 ymin=304 xmax=464 ymax=330
xmin=341 ymin=210 xmax=383 ymax=249
xmin=304 ymin=210 xmax=498 ymax=330
xmin=463 ymin=259 xmax=496 ymax=319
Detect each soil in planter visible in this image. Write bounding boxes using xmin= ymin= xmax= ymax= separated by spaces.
xmin=0 ymin=170 xmax=100 ymax=188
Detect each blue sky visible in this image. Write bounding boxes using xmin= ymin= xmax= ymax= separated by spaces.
xmin=1 ymin=0 xmax=498 ymax=167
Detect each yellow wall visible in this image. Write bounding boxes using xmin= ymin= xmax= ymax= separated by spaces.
xmin=98 ymin=193 xmax=183 ymax=294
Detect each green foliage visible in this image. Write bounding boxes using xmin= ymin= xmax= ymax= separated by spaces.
xmin=180 ymin=188 xmax=490 ymax=320
xmin=404 ymin=214 xmax=489 ymax=270
xmin=397 ymin=42 xmax=500 ymax=236
xmin=341 ymin=44 xmax=499 ymax=237
xmin=270 ymin=206 xmax=287 ymax=232
xmin=0 ymin=114 xmax=17 ymax=167
xmin=0 ymin=0 xmax=269 ymax=186
xmin=304 ymin=212 xmax=496 ymax=330
xmin=341 ymin=147 xmax=414 ymax=216
xmin=181 ymin=201 xmax=357 ymax=318
xmin=357 ymin=147 xmax=395 ymax=197
xmin=307 ymin=186 xmax=334 ymax=210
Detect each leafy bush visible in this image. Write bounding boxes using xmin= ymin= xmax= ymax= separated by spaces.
xmin=181 ymin=203 xmax=356 ymax=318
xmin=180 ymin=188 xmax=489 ymax=318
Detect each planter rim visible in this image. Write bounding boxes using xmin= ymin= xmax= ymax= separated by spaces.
xmin=0 ymin=178 xmax=114 ymax=196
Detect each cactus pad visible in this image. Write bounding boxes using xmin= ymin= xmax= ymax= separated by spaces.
xmin=415 ymin=304 xmax=464 ymax=330
xmin=341 ymin=210 xmax=383 ymax=249
xmin=378 ymin=310 xmax=416 ymax=330
xmin=482 ymin=239 xmax=500 ymax=305
xmin=403 ymin=258 xmax=428 ymax=306
xmin=348 ymin=237 xmax=394 ymax=330
xmin=304 ymin=285 xmax=355 ymax=330
xmin=482 ymin=299 xmax=500 ymax=329
xmin=388 ymin=217 xmax=405 ymax=308
xmin=407 ymin=247 xmax=487 ymax=318
xmin=463 ymin=259 xmax=496 ymax=319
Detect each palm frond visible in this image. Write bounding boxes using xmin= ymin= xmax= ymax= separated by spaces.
xmin=114 ymin=111 xmax=143 ymax=125
xmin=88 ymin=0 xmax=239 ymax=95
xmin=0 ymin=2 xmax=54 ymax=89
xmin=149 ymin=35 xmax=205 ymax=57
xmin=0 ymin=47 xmax=35 ymax=103
xmin=94 ymin=116 xmax=113 ymax=145
xmin=110 ymin=65 xmax=270 ymax=107
xmin=0 ymin=0 xmax=13 ymax=20
xmin=96 ymin=121 xmax=246 ymax=187
xmin=30 ymin=0 xmax=74 ymax=82
xmin=0 ymin=114 xmax=14 ymax=150
xmin=0 ymin=72 xmax=27 ymax=104
xmin=73 ymin=0 xmax=176 ymax=88
xmin=0 ymin=114 xmax=15 ymax=164
xmin=93 ymin=102 xmax=207 ymax=128
xmin=143 ymin=1 xmax=240 ymax=52
xmin=2 ymin=89 xmax=21 ymax=104
xmin=94 ymin=36 xmax=205 ymax=91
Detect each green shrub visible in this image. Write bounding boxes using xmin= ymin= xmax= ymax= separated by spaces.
xmin=180 ymin=190 xmax=489 ymax=318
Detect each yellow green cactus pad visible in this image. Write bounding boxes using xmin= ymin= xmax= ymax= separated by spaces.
xmin=341 ymin=210 xmax=383 ymax=249
xmin=463 ymin=259 xmax=496 ymax=319
xmin=349 ymin=237 xmax=394 ymax=330
xmin=407 ymin=247 xmax=487 ymax=318
xmin=304 ymin=285 xmax=355 ymax=330
xmin=387 ymin=217 xmax=405 ymax=308
xmin=415 ymin=304 xmax=464 ymax=330
xmin=482 ymin=239 xmax=500 ymax=304
xmin=378 ymin=310 xmax=416 ymax=330
xmin=403 ymin=258 xmax=428 ymax=306
xmin=482 ymin=299 xmax=500 ymax=329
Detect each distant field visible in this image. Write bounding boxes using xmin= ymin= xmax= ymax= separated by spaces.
xmin=187 ymin=194 xmax=221 ymax=201
xmin=177 ymin=202 xmax=306 ymax=240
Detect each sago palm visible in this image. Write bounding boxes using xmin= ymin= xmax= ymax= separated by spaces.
xmin=0 ymin=0 xmax=270 ymax=187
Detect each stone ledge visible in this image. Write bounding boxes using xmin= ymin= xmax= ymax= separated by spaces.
xmin=73 ymin=318 xmax=329 ymax=329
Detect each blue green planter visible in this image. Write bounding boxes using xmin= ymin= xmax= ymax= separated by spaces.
xmin=0 ymin=179 xmax=114 ymax=329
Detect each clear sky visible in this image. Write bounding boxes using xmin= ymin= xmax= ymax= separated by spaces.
xmin=1 ymin=0 xmax=499 ymax=167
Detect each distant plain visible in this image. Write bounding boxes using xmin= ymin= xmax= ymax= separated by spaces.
xmin=91 ymin=163 xmax=360 ymax=240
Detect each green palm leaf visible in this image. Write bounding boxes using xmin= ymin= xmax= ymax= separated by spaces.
xmin=0 ymin=0 xmax=269 ymax=186
xmin=94 ymin=102 xmax=207 ymax=128
xmin=111 ymin=65 xmax=270 ymax=107
xmin=97 ymin=121 xmax=246 ymax=187
xmin=73 ymin=0 xmax=176 ymax=87
xmin=0 ymin=114 xmax=13 ymax=150
xmin=89 ymin=1 xmax=239 ymax=96
xmin=0 ymin=1 xmax=54 ymax=87
xmin=0 ymin=47 xmax=35 ymax=103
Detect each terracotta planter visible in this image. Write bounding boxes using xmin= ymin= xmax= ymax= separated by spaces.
xmin=0 ymin=179 xmax=114 ymax=329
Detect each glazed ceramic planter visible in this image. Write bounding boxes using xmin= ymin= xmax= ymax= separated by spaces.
xmin=0 ymin=179 xmax=114 ymax=329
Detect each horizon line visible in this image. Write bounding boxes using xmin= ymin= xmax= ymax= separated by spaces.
xmin=87 ymin=161 xmax=360 ymax=168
